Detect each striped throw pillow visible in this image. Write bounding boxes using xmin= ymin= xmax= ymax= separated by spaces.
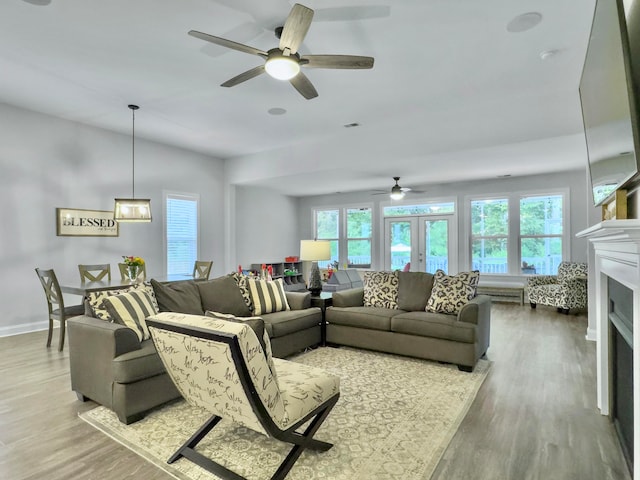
xmin=103 ymin=290 xmax=158 ymax=341
xmin=247 ymin=278 xmax=290 ymax=315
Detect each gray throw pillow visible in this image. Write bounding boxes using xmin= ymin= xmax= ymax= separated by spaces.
xmin=150 ymin=279 xmax=204 ymax=315
xmin=197 ymin=275 xmax=253 ymax=317
xmin=397 ymin=272 xmax=434 ymax=311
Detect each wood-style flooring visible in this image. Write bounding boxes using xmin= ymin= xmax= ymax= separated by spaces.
xmin=0 ymin=303 xmax=631 ymax=480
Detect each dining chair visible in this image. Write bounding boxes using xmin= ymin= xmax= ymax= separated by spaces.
xmin=118 ymin=262 xmax=147 ymax=282
xmin=78 ymin=263 xmax=111 ymax=282
xmin=192 ymin=260 xmax=213 ymax=280
xmin=35 ymin=268 xmax=85 ymax=351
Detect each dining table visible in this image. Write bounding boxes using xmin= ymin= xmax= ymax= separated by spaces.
xmin=59 ymin=274 xmax=201 ymax=296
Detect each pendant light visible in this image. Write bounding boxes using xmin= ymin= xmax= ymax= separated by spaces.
xmin=114 ymin=104 xmax=152 ymax=222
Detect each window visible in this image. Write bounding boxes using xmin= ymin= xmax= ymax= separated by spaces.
xmin=315 ymin=209 xmax=339 ymax=268
xmin=471 ymin=199 xmax=508 ymax=273
xmin=346 ymin=208 xmax=372 ymax=268
xmin=383 ymin=201 xmax=455 ymax=216
xmin=520 ymin=194 xmax=563 ymax=275
xmin=165 ymin=193 xmax=199 ymax=275
xmin=314 ymin=206 xmax=372 ymax=268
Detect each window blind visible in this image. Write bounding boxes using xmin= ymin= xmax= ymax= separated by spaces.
xmin=166 ymin=195 xmax=198 ymax=275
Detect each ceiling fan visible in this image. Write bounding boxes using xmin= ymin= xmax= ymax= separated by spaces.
xmin=188 ymin=3 xmax=375 ymax=100
xmin=373 ymin=177 xmax=425 ymax=200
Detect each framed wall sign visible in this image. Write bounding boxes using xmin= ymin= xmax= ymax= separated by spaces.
xmin=56 ymin=208 xmax=119 ymax=237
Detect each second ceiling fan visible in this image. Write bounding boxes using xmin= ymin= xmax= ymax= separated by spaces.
xmin=188 ymin=3 xmax=374 ymax=100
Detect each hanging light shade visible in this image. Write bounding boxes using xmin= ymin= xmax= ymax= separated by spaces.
xmin=114 ymin=104 xmax=152 ymax=222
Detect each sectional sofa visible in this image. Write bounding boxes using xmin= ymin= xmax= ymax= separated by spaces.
xmin=68 ymin=270 xmax=491 ymax=424
xmin=67 ymin=274 xmax=322 ymax=424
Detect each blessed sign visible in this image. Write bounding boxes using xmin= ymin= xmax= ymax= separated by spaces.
xmin=56 ymin=208 xmax=119 ymax=237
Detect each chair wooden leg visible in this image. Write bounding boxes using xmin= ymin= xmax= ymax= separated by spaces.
xmin=46 ymin=318 xmax=53 ymax=347
xmin=58 ymin=319 xmax=65 ymax=352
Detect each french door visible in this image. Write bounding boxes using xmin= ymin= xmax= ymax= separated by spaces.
xmin=384 ymin=215 xmax=457 ymax=273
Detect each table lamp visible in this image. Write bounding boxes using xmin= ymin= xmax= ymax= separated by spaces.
xmin=300 ymin=240 xmax=331 ymax=296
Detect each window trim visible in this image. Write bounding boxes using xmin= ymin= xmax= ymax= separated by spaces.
xmin=163 ymin=191 xmax=200 ymax=276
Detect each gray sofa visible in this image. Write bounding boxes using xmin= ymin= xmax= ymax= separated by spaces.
xmin=326 ymin=271 xmax=491 ymax=371
xmin=68 ymin=275 xmax=322 ymax=424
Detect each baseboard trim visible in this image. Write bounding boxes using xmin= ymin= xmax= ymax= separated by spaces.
xmin=0 ymin=321 xmax=49 ymax=337
xmin=585 ymin=327 xmax=597 ymax=342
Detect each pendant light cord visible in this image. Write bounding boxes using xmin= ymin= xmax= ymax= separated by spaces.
xmin=131 ymin=106 xmax=136 ymax=198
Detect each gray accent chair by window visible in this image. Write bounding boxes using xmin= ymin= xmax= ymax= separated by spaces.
xmin=147 ymin=312 xmax=340 ymax=480
xmin=527 ymin=261 xmax=588 ymax=314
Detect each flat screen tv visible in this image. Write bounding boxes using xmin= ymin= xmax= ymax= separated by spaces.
xmin=580 ymin=0 xmax=640 ymax=206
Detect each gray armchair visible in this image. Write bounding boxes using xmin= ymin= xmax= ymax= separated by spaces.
xmin=527 ymin=261 xmax=588 ymax=314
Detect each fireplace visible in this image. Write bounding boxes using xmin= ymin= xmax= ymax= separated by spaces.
xmin=577 ymin=220 xmax=640 ymax=480
xmin=609 ymin=277 xmax=634 ymax=472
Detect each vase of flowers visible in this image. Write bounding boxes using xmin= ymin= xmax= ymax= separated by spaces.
xmin=123 ymin=256 xmax=144 ymax=282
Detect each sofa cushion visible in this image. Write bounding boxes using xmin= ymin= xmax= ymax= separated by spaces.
xmin=363 ymin=271 xmax=399 ymax=309
xmin=150 ymin=279 xmax=204 ymax=315
xmin=391 ymin=311 xmax=476 ymax=343
xmin=87 ymin=283 xmax=158 ymax=321
xmin=198 ymin=275 xmax=252 ymax=317
xmin=112 ymin=339 xmax=167 ymax=383
xmin=261 ymin=308 xmax=322 ymax=338
xmin=248 ymin=278 xmax=290 ymax=315
xmin=426 ymin=270 xmax=480 ymax=315
xmin=232 ymin=272 xmax=254 ymax=312
xmin=103 ymin=290 xmax=158 ymax=342
xmin=397 ymin=272 xmax=434 ymax=311
xmin=326 ymin=306 xmax=404 ymax=331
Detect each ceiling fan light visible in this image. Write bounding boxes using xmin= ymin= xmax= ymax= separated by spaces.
xmin=265 ymin=56 xmax=300 ymax=80
xmin=390 ymin=185 xmax=405 ymax=200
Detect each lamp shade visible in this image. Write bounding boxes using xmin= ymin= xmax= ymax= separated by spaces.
xmin=300 ymin=240 xmax=331 ymax=261
xmin=114 ymin=198 xmax=152 ymax=222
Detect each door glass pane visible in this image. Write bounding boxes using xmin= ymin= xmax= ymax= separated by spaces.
xmin=521 ymin=237 xmax=563 ymax=275
xmin=389 ymin=221 xmax=412 ymax=271
xmin=425 ymin=219 xmax=448 ymax=273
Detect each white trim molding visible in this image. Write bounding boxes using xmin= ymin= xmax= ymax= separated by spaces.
xmin=577 ymin=219 xmax=640 ymax=478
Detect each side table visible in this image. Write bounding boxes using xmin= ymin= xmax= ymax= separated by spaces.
xmin=310 ymin=293 xmax=333 ymax=346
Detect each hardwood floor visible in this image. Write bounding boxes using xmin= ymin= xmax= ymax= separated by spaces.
xmin=431 ymin=303 xmax=631 ymax=480
xmin=0 ymin=303 xmax=631 ymax=480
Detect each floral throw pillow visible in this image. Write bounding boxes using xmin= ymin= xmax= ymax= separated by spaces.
xmin=363 ymin=271 xmax=399 ymax=309
xmin=426 ymin=269 xmax=480 ymax=315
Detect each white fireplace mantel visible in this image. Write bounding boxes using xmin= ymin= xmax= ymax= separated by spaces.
xmin=577 ymin=219 xmax=640 ymax=476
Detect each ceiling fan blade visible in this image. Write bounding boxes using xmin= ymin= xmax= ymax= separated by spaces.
xmin=188 ymin=30 xmax=268 ymax=57
xmin=221 ymin=65 xmax=266 ymax=87
xmin=302 ymin=54 xmax=374 ymax=69
xmin=290 ymin=72 xmax=318 ymax=99
xmin=279 ymin=3 xmax=314 ymax=54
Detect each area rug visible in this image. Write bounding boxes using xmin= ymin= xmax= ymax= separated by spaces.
xmin=80 ymin=347 xmax=490 ymax=480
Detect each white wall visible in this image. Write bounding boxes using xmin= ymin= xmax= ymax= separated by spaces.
xmin=0 ymin=103 xmax=225 ymax=335
xmin=297 ymin=168 xmax=592 ymax=274
xmin=234 ymin=185 xmax=299 ymax=269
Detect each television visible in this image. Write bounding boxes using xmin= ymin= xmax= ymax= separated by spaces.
xmin=580 ymin=0 xmax=640 ymax=206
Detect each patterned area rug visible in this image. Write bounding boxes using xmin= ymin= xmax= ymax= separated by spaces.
xmin=80 ymin=347 xmax=490 ymax=480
